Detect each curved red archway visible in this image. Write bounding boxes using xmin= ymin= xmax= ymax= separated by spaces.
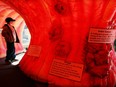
xmin=0 ymin=0 xmax=116 ymax=87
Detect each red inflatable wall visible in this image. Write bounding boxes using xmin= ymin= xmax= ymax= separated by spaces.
xmin=0 ymin=1 xmax=25 ymax=58
xmin=1 ymin=0 xmax=116 ymax=87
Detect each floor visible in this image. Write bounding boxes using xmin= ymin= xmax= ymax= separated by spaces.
xmin=0 ymin=53 xmax=48 ymax=87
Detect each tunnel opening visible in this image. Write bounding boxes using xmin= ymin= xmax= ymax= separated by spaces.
xmin=0 ymin=1 xmax=31 ymax=65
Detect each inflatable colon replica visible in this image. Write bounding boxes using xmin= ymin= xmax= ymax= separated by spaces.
xmin=0 ymin=0 xmax=116 ymax=87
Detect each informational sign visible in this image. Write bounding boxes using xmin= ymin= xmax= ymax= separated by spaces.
xmin=88 ymin=28 xmax=116 ymax=43
xmin=49 ymin=58 xmax=84 ymax=81
xmin=27 ymin=45 xmax=41 ymax=57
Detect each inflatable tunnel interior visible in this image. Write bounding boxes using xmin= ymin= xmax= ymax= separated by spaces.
xmin=0 ymin=0 xmax=116 ymax=87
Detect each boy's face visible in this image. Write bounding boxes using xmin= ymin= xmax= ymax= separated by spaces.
xmin=9 ymin=21 xmax=14 ymax=25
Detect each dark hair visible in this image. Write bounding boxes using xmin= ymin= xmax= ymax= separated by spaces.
xmin=5 ymin=17 xmax=15 ymax=23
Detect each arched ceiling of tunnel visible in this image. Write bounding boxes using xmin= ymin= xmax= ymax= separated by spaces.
xmin=0 ymin=1 xmax=25 ymax=30
xmin=0 ymin=0 xmax=115 ymax=43
xmin=0 ymin=0 xmax=115 ymax=30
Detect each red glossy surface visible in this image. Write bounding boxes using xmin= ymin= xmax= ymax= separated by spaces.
xmin=0 ymin=0 xmax=116 ymax=86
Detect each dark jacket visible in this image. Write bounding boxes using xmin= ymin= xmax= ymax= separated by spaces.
xmin=2 ymin=24 xmax=19 ymax=43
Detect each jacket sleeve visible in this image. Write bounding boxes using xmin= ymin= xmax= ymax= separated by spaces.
xmin=1 ymin=25 xmax=12 ymax=42
xmin=2 ymin=26 xmax=9 ymax=38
